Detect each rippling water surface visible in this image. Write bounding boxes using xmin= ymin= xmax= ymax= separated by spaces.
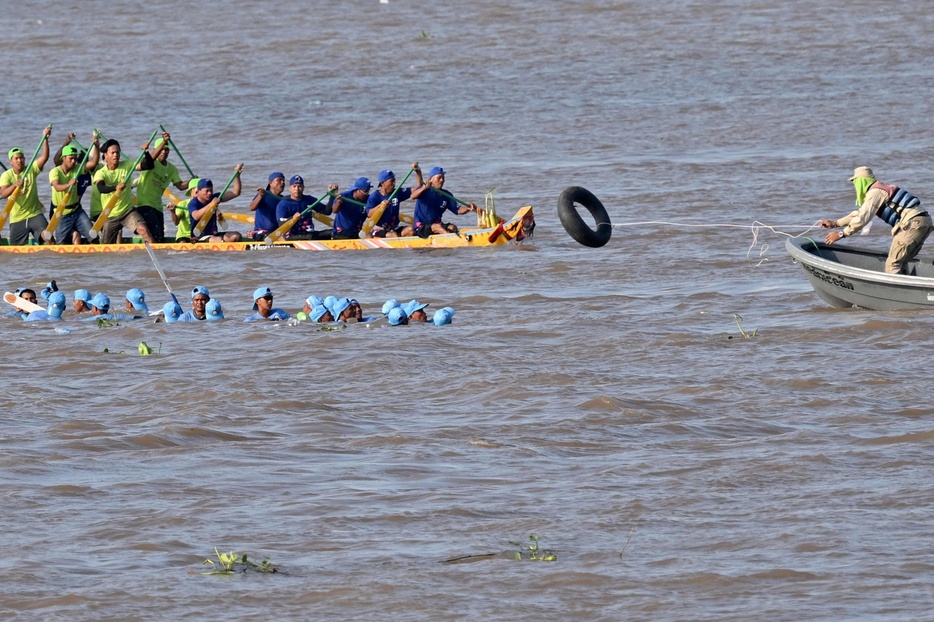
xmin=3 ymin=1 xmax=934 ymax=619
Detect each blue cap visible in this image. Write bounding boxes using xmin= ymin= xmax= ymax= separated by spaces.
xmin=268 ymin=171 xmax=285 ymax=183
xmin=381 ymin=299 xmax=399 ymax=315
xmin=388 ymin=307 xmax=408 ymax=325
xmin=90 ymin=293 xmax=110 ymax=312
xmin=352 ymin=177 xmax=372 ymax=192
xmin=126 ymin=288 xmax=149 ymax=313
xmin=163 ymin=300 xmax=183 ymax=323
xmin=427 ymin=166 xmax=445 ymax=178
xmin=206 ymin=298 xmax=224 ymax=320
xmin=310 ymin=304 xmax=330 ymax=322
xmin=323 ymin=295 xmax=337 ymax=313
xmin=74 ymin=289 xmax=92 ymax=304
xmin=432 ymin=308 xmax=453 ymax=326
xmin=48 ymin=292 xmax=66 ymax=318
xmin=252 ymin=286 xmax=273 ymax=310
xmin=290 ymin=175 xmax=304 ymax=186
xmin=378 ymin=169 xmax=395 ymax=183
xmin=331 ymin=297 xmax=351 ymax=320
xmin=197 ymin=178 xmax=213 ymax=190
xmin=306 ymin=295 xmax=324 ymax=308
xmin=402 ymin=299 xmax=429 ymax=316
xmin=191 ymin=285 xmax=210 ymax=300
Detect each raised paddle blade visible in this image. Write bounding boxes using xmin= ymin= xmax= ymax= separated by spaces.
xmin=4 ymin=292 xmax=43 ymax=313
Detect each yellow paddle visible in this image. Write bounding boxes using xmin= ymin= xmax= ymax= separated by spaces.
xmin=360 ymin=165 xmax=416 ymax=237
xmin=90 ymin=129 xmax=159 ymax=236
xmin=0 ymin=126 xmax=51 ymax=234
xmin=263 ymin=190 xmax=334 ymax=246
xmin=41 ymin=130 xmax=99 ymax=242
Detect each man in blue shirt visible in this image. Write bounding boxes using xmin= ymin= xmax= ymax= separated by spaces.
xmin=275 ymin=175 xmax=336 ymax=240
xmin=245 ymin=286 xmax=290 ymax=322
xmin=247 ymin=171 xmax=286 ymax=239
xmin=410 ymin=167 xmax=477 ymax=237
xmin=187 ymin=169 xmax=243 ymax=242
xmin=366 ymin=166 xmax=420 ymax=238
xmin=332 ymin=177 xmax=372 ymax=239
xmin=178 ymin=285 xmax=211 ymax=322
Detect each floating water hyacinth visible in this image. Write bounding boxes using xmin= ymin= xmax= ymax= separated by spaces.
xmin=509 ymin=534 xmax=557 ymax=562
xmin=199 ymin=547 xmax=277 ymax=575
xmin=138 ymin=342 xmax=153 ymax=356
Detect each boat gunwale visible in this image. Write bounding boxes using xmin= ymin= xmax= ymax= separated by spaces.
xmin=785 ymin=237 xmax=934 ymax=290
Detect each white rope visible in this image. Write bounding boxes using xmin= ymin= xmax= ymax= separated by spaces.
xmin=607 ymin=220 xmax=824 ymax=265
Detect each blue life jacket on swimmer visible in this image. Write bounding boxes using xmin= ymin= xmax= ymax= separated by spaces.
xmin=870 ymin=181 xmax=921 ymax=227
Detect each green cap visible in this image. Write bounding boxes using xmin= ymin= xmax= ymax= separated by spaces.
xmin=8 ymin=147 xmax=23 ymax=160
xmin=62 ymin=145 xmax=79 ymax=157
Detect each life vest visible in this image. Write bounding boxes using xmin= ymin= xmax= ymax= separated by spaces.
xmin=871 ymin=181 xmax=921 ymax=227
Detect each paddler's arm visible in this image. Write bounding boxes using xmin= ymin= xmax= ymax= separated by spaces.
xmin=0 ymin=178 xmax=23 ymax=199
xmin=249 ymin=188 xmax=266 ymax=211
xmin=85 ymin=133 xmax=101 ymax=171
xmin=49 ymin=170 xmax=75 ymax=193
xmin=219 ymin=164 xmax=243 ymax=203
xmin=96 ymin=179 xmax=119 ymax=195
xmin=34 ymin=127 xmax=52 ymax=170
xmin=318 ymin=184 xmax=338 ymax=215
xmin=136 ymin=143 xmax=155 ymax=171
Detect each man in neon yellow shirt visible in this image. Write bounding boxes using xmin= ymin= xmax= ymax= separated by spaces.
xmin=136 ymin=131 xmax=190 ymax=243
xmin=92 ymin=137 xmax=155 ymax=244
xmin=0 ymin=126 xmax=51 ymax=245
xmin=48 ymin=132 xmax=100 ymax=244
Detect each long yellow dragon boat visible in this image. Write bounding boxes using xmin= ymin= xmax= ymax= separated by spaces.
xmin=0 ymin=205 xmax=534 ymax=254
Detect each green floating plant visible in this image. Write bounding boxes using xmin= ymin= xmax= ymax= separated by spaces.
xmin=200 ymin=547 xmax=277 ymax=575
xmin=508 ymin=534 xmax=557 ymax=562
xmin=96 ymin=317 xmax=119 ymax=328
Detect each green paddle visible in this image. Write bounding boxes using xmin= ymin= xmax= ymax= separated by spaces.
xmin=159 ymin=124 xmax=196 ymax=178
